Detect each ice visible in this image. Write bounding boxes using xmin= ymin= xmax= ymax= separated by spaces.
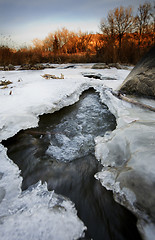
xmin=142 ymin=222 xmax=155 ymax=240
xmin=46 ymin=92 xmax=110 ymax=162
xmin=95 ymin=87 xmax=155 ymax=239
xmin=46 ymin=133 xmax=93 ymax=161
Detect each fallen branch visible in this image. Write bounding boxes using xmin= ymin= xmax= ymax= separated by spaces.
xmin=0 ymin=80 xmax=12 ymax=86
xmin=112 ymin=91 xmax=155 ymax=112
xmin=41 ymin=73 xmax=64 ymax=79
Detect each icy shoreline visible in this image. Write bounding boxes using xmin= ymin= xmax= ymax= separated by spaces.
xmin=94 ymin=89 xmax=155 ymax=240
xmin=0 ymin=64 xmax=154 ymax=239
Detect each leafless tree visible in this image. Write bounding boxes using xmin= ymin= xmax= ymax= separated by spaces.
xmin=150 ymin=1 xmax=155 ymax=44
xmin=101 ymin=6 xmax=133 ymax=50
xmin=134 ymin=2 xmax=152 ymax=35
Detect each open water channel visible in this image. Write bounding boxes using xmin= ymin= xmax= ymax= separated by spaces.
xmin=3 ymin=89 xmax=142 ymax=240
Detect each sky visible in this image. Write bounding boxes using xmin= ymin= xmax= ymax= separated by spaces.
xmin=0 ymin=0 xmax=154 ymax=47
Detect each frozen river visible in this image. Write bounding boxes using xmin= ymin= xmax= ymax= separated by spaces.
xmin=0 ymin=64 xmax=154 ymax=240
xmin=3 ymin=89 xmax=141 ymax=240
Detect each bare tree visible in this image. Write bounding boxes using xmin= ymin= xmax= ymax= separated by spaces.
xmin=101 ymin=6 xmax=133 ymax=50
xmin=53 ymin=35 xmax=59 ymax=55
xmin=134 ymin=2 xmax=152 ymax=36
xmin=150 ymin=1 xmax=155 ymax=44
xmin=101 ymin=11 xmax=114 ymax=37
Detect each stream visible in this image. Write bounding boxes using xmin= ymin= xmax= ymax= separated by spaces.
xmin=3 ymin=89 xmax=142 ymax=240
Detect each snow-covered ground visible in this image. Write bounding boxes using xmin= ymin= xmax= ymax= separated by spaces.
xmin=0 ymin=64 xmax=155 ymax=240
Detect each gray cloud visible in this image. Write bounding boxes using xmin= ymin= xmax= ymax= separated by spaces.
xmin=1 ymin=0 xmax=151 ymax=22
xmin=0 ymin=0 xmax=153 ymax=45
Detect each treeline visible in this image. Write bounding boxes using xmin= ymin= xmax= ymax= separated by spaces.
xmin=0 ymin=2 xmax=154 ymax=67
xmin=99 ymin=2 xmax=154 ymax=63
xmin=0 ymin=31 xmax=102 ymax=66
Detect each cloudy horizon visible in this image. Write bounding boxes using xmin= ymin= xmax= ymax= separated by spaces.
xmin=0 ymin=0 xmax=153 ymax=47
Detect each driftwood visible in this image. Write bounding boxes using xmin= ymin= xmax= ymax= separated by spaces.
xmin=0 ymin=80 xmax=12 ymax=86
xmin=112 ymin=91 xmax=155 ymax=112
xmin=41 ymin=73 xmax=64 ymax=79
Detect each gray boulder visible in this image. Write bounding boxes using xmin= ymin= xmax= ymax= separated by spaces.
xmin=119 ymin=47 xmax=155 ymax=97
xmin=108 ymin=63 xmax=122 ymax=69
xmin=92 ymin=62 xmax=125 ymax=70
xmin=8 ymin=64 xmax=15 ymax=70
xmin=92 ymin=63 xmax=110 ymax=69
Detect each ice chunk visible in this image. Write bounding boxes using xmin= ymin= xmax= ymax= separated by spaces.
xmin=46 ymin=133 xmax=93 ymax=161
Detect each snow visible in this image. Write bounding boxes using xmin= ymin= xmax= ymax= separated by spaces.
xmin=1 ymin=64 xmax=155 ymax=240
xmin=0 ymin=66 xmax=129 ymax=143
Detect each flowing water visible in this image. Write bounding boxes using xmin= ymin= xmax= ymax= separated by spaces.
xmin=3 ymin=89 xmax=142 ymax=240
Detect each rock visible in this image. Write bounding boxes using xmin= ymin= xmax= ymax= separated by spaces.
xmin=19 ymin=64 xmax=45 ymax=70
xmin=44 ymin=64 xmax=56 ymax=69
xmin=119 ymin=47 xmax=155 ymax=98
xmin=2 ymin=64 xmax=15 ymax=71
xmin=92 ymin=62 xmax=124 ymax=69
xmin=92 ymin=63 xmax=110 ymax=69
xmin=64 ymin=65 xmax=75 ymax=69
xmin=34 ymin=64 xmax=45 ymax=70
xmin=82 ymin=72 xmax=117 ymax=80
xmin=108 ymin=63 xmax=122 ymax=69
xmin=8 ymin=64 xmax=15 ymax=70
xmin=82 ymin=73 xmax=102 ymax=79
xmin=19 ymin=64 xmax=32 ymax=70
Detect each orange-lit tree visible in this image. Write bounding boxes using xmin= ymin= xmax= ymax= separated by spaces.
xmin=134 ymin=2 xmax=152 ymax=48
xmin=101 ymin=6 xmax=133 ymax=51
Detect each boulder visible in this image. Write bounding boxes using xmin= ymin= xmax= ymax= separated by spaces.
xmin=19 ymin=64 xmax=32 ymax=70
xmin=119 ymin=47 xmax=155 ymax=98
xmin=82 ymin=72 xmax=117 ymax=80
xmin=19 ymin=64 xmax=45 ymax=70
xmin=92 ymin=63 xmax=110 ymax=69
xmin=8 ymin=64 xmax=15 ymax=70
xmin=92 ymin=62 xmax=125 ymax=70
xmin=108 ymin=63 xmax=122 ymax=69
xmin=34 ymin=64 xmax=45 ymax=70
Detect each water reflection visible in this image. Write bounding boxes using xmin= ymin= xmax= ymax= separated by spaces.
xmin=3 ymin=90 xmax=141 ymax=240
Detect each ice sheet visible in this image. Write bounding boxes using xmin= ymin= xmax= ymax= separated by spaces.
xmin=94 ymin=88 xmax=155 ymax=239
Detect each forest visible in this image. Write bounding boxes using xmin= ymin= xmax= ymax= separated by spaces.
xmin=0 ymin=2 xmax=154 ymax=67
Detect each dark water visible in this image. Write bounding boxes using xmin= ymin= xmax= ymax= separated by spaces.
xmin=3 ymin=89 xmax=142 ymax=240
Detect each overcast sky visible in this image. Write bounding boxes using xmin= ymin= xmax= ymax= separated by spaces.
xmin=0 ymin=0 xmax=153 ymax=47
